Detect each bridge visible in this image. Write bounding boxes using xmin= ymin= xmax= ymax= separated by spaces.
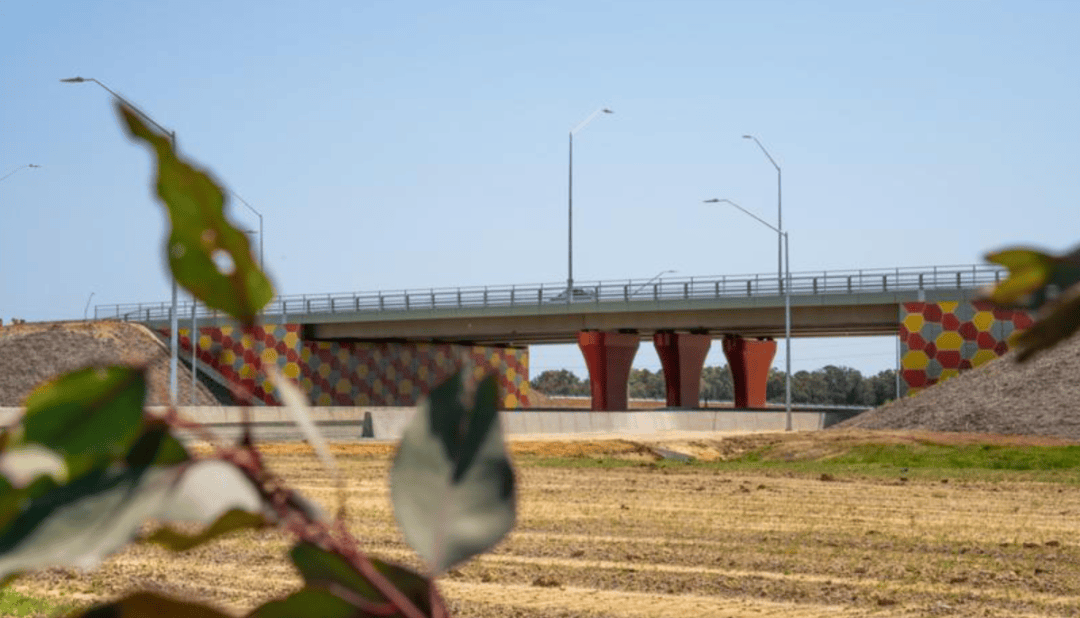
xmin=95 ymin=264 xmax=1024 ymax=412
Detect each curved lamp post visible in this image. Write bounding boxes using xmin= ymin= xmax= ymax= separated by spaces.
xmin=704 ymin=197 xmax=792 ymax=431
xmin=0 ymin=164 xmax=41 ymax=184
xmin=631 ymin=269 xmax=677 ymax=298
xmin=229 ymin=190 xmax=264 ymax=270
xmin=742 ymin=135 xmax=782 ymax=291
xmin=567 ymin=107 xmax=613 ymax=303
xmin=62 ymin=76 xmax=182 ymax=407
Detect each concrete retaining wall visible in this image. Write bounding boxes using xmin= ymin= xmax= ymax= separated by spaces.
xmin=1 ymin=406 xmax=860 ymax=442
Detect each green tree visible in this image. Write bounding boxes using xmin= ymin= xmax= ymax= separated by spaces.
xmin=530 ymin=369 xmax=589 ymax=396
xmin=866 ymin=369 xmax=898 ymax=405
xmin=628 ymin=368 xmax=665 ymax=399
xmin=700 ymin=364 xmax=734 ymax=403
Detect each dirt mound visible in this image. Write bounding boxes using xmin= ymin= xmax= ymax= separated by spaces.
xmin=0 ymin=321 xmax=220 ymax=407
xmin=836 ymin=330 xmax=1080 ymax=440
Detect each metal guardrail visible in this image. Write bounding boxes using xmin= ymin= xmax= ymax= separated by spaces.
xmin=95 ymin=264 xmax=1006 ymax=322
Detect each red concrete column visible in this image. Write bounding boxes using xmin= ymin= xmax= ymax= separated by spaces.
xmin=721 ymin=335 xmax=777 ymax=409
xmin=653 ymin=331 xmax=712 ymax=408
xmin=577 ymin=331 xmax=640 ymax=411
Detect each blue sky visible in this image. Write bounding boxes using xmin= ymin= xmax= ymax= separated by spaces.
xmin=3 ymin=1 xmax=1078 ymax=380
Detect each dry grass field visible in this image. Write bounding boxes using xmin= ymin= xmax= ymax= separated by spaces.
xmin=8 ymin=430 xmax=1080 ymax=617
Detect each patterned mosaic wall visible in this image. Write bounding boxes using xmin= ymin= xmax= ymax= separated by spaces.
xmin=162 ymin=324 xmax=530 ymax=409
xmin=899 ymin=301 xmax=1033 ymax=396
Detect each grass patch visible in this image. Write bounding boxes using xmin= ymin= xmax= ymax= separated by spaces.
xmin=0 ymin=589 xmax=81 ymax=618
xmin=524 ymin=442 xmax=1080 ymax=482
xmin=829 ymin=443 xmax=1080 ymax=471
xmin=521 ymin=456 xmax=651 ymax=469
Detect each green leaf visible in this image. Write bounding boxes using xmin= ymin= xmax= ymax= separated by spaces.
xmin=985 ymin=248 xmax=1054 ymax=306
xmin=0 ymin=460 xmax=267 ymax=579
xmin=1013 ymin=283 xmax=1080 ymax=362
xmin=390 ymin=372 xmax=515 ymax=575
xmin=156 ymin=460 xmax=267 ymax=523
xmin=125 ymin=421 xmax=190 ymax=468
xmin=118 ymin=104 xmax=273 ymax=325
xmin=289 ymin=542 xmax=432 ymax=613
xmin=146 ymin=508 xmax=268 ymax=552
xmin=0 ymin=476 xmax=20 ymax=531
xmin=247 ymin=588 xmax=363 ymax=618
xmin=18 ymin=366 xmax=146 ymax=480
xmin=0 ymin=465 xmax=177 ymax=574
xmin=75 ymin=592 xmax=233 ymax=617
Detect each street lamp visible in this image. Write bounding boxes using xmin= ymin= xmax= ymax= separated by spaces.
xmin=229 ymin=190 xmax=264 ymax=270
xmin=631 ymin=269 xmax=677 ymax=298
xmin=742 ymin=135 xmax=782 ymax=292
xmin=704 ymin=197 xmax=792 ymax=431
xmin=567 ymin=107 xmax=613 ymax=303
xmin=62 ymin=76 xmax=181 ymax=407
xmin=0 ymin=164 xmax=41 ymax=184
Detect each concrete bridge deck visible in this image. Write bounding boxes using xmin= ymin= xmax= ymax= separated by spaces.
xmin=96 ymin=264 xmax=1004 ymax=344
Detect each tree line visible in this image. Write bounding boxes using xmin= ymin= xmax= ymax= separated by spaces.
xmin=531 ymin=365 xmax=899 ymax=407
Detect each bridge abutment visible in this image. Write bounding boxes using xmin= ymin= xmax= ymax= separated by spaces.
xmin=164 ymin=324 xmax=531 ymax=408
xmin=722 ymin=335 xmax=777 ymax=408
xmin=653 ymin=331 xmax=711 ymax=408
xmin=577 ymin=331 xmax=640 ymax=411
xmin=898 ymin=301 xmax=1033 ymax=396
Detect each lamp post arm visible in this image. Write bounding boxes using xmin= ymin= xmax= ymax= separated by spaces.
xmin=230 ymin=190 xmax=265 ymax=270
xmin=744 ymin=135 xmax=780 ymax=173
xmin=0 ymin=164 xmax=40 ymax=184
xmin=62 ymin=78 xmax=176 ymax=147
xmin=571 ymin=107 xmax=613 ymax=135
xmin=630 ymin=270 xmax=676 ymax=298
xmin=706 ymin=198 xmax=778 ymax=233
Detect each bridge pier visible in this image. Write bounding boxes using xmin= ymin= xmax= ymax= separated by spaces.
xmin=577 ymin=331 xmax=640 ymax=411
xmin=722 ymin=334 xmax=777 ymax=408
xmin=653 ymin=331 xmax=711 ymax=408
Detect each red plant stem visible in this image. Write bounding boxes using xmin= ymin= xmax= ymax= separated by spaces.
xmin=175 ymin=326 xmax=439 ymax=618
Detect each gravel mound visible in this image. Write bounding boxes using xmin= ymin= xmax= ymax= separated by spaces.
xmin=0 ymin=321 xmax=220 ymax=407
xmin=835 ymin=330 xmax=1080 ymax=440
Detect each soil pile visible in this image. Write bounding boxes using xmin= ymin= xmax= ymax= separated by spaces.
xmin=0 ymin=321 xmax=220 ymax=407
xmin=836 ymin=330 xmax=1080 ymax=440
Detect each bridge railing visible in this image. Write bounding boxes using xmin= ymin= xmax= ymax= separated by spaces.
xmin=95 ymin=264 xmax=1006 ymax=322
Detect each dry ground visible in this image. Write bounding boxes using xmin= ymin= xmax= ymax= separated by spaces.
xmin=0 ymin=321 xmax=218 ymax=407
xmin=10 ymin=431 xmax=1080 ymax=618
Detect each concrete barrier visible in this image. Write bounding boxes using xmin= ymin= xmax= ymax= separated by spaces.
xmin=0 ymin=406 xmax=862 ymax=443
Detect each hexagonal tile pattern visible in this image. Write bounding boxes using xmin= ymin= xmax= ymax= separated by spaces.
xmin=899 ymin=301 xmax=1033 ymax=397
xmin=162 ymin=323 xmax=531 ymax=408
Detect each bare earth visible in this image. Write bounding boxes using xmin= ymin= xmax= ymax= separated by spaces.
xmin=8 ymin=433 xmax=1080 ymax=618
xmin=4 ymin=322 xmax=1080 ymax=615
xmin=836 ymin=330 xmax=1080 ymax=439
xmin=0 ymin=321 xmax=218 ymax=406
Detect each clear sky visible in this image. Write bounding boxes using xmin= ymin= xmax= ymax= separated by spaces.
xmin=3 ymin=1 xmax=1078 ymax=380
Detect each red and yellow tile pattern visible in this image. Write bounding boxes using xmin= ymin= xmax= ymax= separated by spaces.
xmin=899 ymin=301 xmax=1033 ymax=396
xmin=162 ymin=324 xmax=530 ymax=408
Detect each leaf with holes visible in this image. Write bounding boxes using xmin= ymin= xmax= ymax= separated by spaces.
xmin=390 ymin=372 xmax=515 ymax=575
xmin=289 ymin=541 xmax=434 ymax=615
xmin=119 ymin=103 xmax=272 ymax=326
xmin=16 ymin=365 xmax=147 ymax=481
